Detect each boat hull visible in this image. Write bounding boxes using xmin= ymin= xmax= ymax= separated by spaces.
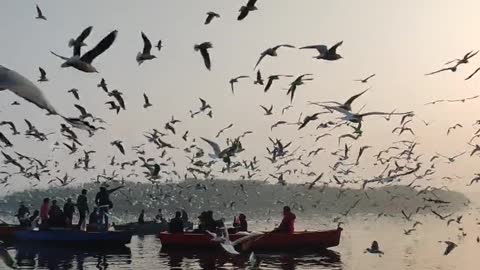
xmin=114 ymin=221 xmax=168 ymax=235
xmin=14 ymin=229 xmax=132 ymax=246
xmin=0 ymin=224 xmax=25 ymax=240
xmin=158 ymin=228 xmax=342 ymax=252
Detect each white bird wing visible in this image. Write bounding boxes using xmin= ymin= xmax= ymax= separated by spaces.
xmin=50 ymin=51 xmax=70 ymax=61
xmin=0 ymin=65 xmax=57 ymax=114
xmin=201 ymin=137 xmax=221 ymax=156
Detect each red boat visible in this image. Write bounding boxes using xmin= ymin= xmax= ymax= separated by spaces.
xmin=0 ymin=224 xmax=24 ymax=240
xmin=158 ymin=228 xmax=342 ymax=252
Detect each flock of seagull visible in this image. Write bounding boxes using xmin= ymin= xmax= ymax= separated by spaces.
xmin=2 ymin=0 xmax=480 ymax=265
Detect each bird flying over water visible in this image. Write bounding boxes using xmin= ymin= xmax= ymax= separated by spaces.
xmin=300 ymin=41 xmax=343 ymax=61
xmin=194 ymin=42 xmax=213 ymax=70
xmin=205 ymin=12 xmax=220 ymax=24
xmin=238 ymin=0 xmax=258 ymax=21
xmin=35 ymin=4 xmax=46 ymax=20
xmin=136 ymin=32 xmax=156 ymax=65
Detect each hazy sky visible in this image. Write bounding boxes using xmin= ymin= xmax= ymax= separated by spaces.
xmin=1 ymin=0 xmax=480 ymax=193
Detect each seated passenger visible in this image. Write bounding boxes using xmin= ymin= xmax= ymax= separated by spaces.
xmin=169 ymin=211 xmax=184 ymax=234
xmin=272 ymin=206 xmax=296 ymax=234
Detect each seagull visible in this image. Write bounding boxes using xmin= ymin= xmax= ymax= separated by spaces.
xmin=0 ymin=132 xmax=12 ymax=147
xmin=264 ymin=75 xmax=293 ymax=93
xmin=68 ymin=26 xmax=93 ymax=52
xmin=155 ymin=40 xmax=163 ymax=51
xmin=440 ymin=241 xmax=457 ymax=255
xmin=199 ymin=98 xmax=211 ymax=111
xmin=445 ymin=50 xmax=478 ymax=66
xmin=254 ymin=44 xmax=295 ymax=69
xmin=194 ymin=42 xmax=213 ymax=70
xmin=238 ymin=0 xmax=258 ymax=21
xmin=111 ymin=140 xmax=125 ymax=155
xmin=205 ymin=12 xmax=220 ymax=24
xmin=260 ymin=105 xmax=273 ymax=115
xmin=143 ymin=93 xmax=152 ymax=108
xmin=354 ymin=74 xmax=375 ymax=83
xmin=254 ymin=70 xmax=264 ymax=85
xmin=298 ymin=112 xmax=326 ymax=130
xmin=365 ymin=241 xmax=384 ymax=255
xmin=286 ymin=74 xmax=313 ymax=102
xmin=230 ymin=76 xmax=249 ymax=94
xmin=67 ymin=88 xmax=80 ymax=100
xmin=35 ymin=4 xmax=46 ymax=20
xmin=74 ymin=104 xmax=93 ymax=119
xmin=436 ymin=152 xmax=466 ymax=163
xmin=201 ymin=137 xmax=234 ymax=159
xmin=300 ymin=41 xmax=343 ymax=61
xmin=51 ymin=30 xmax=118 ymax=73
xmin=97 ymin=78 xmax=108 ymax=93
xmin=108 ymin=90 xmax=125 ymax=110
xmin=38 ymin=67 xmax=48 ymax=82
xmin=425 ymin=66 xmax=458 ymax=76
xmin=311 ymin=89 xmax=369 ymax=111
xmin=136 ymin=32 xmax=156 ymax=65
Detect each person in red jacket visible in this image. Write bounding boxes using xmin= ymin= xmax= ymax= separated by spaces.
xmin=273 ymin=206 xmax=296 ymax=234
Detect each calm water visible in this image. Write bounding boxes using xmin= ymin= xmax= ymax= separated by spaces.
xmin=5 ymin=210 xmax=480 ymax=270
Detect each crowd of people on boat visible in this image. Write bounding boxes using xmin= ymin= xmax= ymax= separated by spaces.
xmin=15 ymin=184 xmax=297 ymax=235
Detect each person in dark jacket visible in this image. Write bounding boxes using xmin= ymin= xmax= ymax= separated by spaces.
xmin=138 ymin=209 xmax=145 ymax=224
xmin=233 ymin=213 xmax=248 ymax=232
xmin=169 ymin=211 xmax=184 ymax=233
xmin=273 ymin=206 xmax=296 ymax=234
xmin=76 ymin=189 xmax=89 ymax=229
xmin=95 ymin=185 xmax=124 ymax=228
xmin=63 ymin=198 xmax=75 ymax=226
xmin=16 ymin=202 xmax=30 ymax=227
xmin=48 ymin=200 xmax=65 ymax=227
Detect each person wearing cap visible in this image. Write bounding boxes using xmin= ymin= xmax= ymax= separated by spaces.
xmin=95 ymin=185 xmax=124 ymax=229
xmin=273 ymin=206 xmax=296 ymax=234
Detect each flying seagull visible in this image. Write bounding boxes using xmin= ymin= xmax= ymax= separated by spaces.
xmin=136 ymin=32 xmax=156 ymax=65
xmin=205 ymin=12 xmax=220 ymax=24
xmin=354 ymin=74 xmax=375 ymax=83
xmin=35 ymin=4 xmax=46 ymax=20
xmin=254 ymin=44 xmax=295 ymax=69
xmin=260 ymin=105 xmax=273 ymax=115
xmin=264 ymin=74 xmax=293 ymax=93
xmin=38 ymin=67 xmax=48 ymax=82
xmin=310 ymin=89 xmax=369 ymax=111
xmin=300 ymin=41 xmax=343 ymax=60
xmin=238 ymin=0 xmax=258 ymax=21
xmin=68 ymin=26 xmax=93 ymax=53
xmin=155 ymin=40 xmax=163 ymax=51
xmin=67 ymin=88 xmax=80 ymax=100
xmin=194 ymin=42 xmax=213 ymax=70
xmin=143 ymin=93 xmax=152 ymax=108
xmin=229 ymin=76 xmax=249 ymax=94
xmin=51 ymin=30 xmax=118 ymax=73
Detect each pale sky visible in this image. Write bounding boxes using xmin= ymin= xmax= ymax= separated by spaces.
xmin=1 ymin=0 xmax=480 ymax=193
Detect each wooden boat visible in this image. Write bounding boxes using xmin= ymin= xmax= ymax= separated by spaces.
xmin=113 ymin=221 xmax=169 ymax=235
xmin=14 ymin=229 xmax=133 ymax=246
xmin=158 ymin=228 xmax=342 ymax=252
xmin=114 ymin=221 xmax=194 ymax=235
xmin=0 ymin=224 xmax=25 ymax=240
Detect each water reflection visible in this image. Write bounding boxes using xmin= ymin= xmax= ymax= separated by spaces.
xmin=13 ymin=243 xmax=131 ymax=269
xmin=159 ymin=249 xmax=342 ymax=270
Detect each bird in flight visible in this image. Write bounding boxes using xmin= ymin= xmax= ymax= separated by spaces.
xmin=51 ymin=30 xmax=118 ymax=73
xmin=300 ymin=41 xmax=343 ymax=61
xmin=136 ymin=32 xmax=156 ymax=65
xmin=354 ymin=74 xmax=375 ymax=83
xmin=205 ymin=12 xmax=220 ymax=25
xmin=229 ymin=76 xmax=249 ymax=94
xmin=143 ymin=93 xmax=152 ymax=108
xmin=194 ymin=42 xmax=213 ymax=70
xmin=35 ymin=4 xmax=47 ymax=20
xmin=311 ymin=88 xmax=369 ymax=111
xmin=238 ymin=0 xmax=258 ymax=21
xmin=264 ymin=74 xmax=292 ymax=93
xmin=68 ymin=26 xmax=93 ymax=52
xmin=254 ymin=44 xmax=295 ymax=69
xmin=38 ymin=67 xmax=48 ymax=82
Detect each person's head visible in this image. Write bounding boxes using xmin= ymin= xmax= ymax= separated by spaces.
xmin=283 ymin=206 xmax=291 ymax=215
xmin=141 ymin=209 xmax=145 ymax=213
xmin=43 ymin=198 xmax=50 ymax=204
xmin=175 ymin=211 xmax=181 ymax=218
xmin=52 ymin=200 xmax=57 ymax=206
xmin=67 ymin=198 xmax=72 ymax=203
xmin=239 ymin=213 xmax=246 ymax=221
xmin=158 ymin=208 xmax=162 ymax=213
xmin=100 ymin=186 xmax=107 ymax=192
xmin=33 ymin=210 xmax=39 ymax=216
xmin=206 ymin=210 xmax=213 ymax=219
xmin=93 ymin=207 xmax=98 ymax=212
xmin=81 ymin=189 xmax=87 ymax=195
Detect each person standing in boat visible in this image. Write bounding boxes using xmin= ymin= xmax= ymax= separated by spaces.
xmin=95 ymin=185 xmax=124 ymax=229
xmin=29 ymin=210 xmax=40 ymax=229
xmin=48 ymin=200 xmax=66 ymax=227
xmin=39 ymin=198 xmax=50 ymax=227
xmin=155 ymin=208 xmax=166 ymax=223
xmin=16 ymin=202 xmax=30 ymax=227
xmin=272 ymin=206 xmax=296 ymax=234
xmin=233 ymin=213 xmax=248 ymax=232
xmin=63 ymin=198 xmax=75 ymax=227
xmin=76 ymin=189 xmax=89 ymax=230
xmin=138 ymin=209 xmax=145 ymax=224
xmin=169 ymin=211 xmax=184 ymax=233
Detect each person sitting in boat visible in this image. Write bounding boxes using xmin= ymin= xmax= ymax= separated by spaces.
xmin=48 ymin=200 xmax=66 ymax=227
xmin=155 ymin=208 xmax=166 ymax=223
xmin=63 ymin=198 xmax=75 ymax=227
xmin=29 ymin=210 xmax=40 ymax=229
xmin=169 ymin=211 xmax=184 ymax=234
xmin=272 ymin=206 xmax=296 ymax=234
xmin=194 ymin=211 xmax=218 ymax=233
xmin=39 ymin=198 xmax=50 ymax=227
xmin=181 ymin=209 xmax=193 ymax=230
xmin=76 ymin=189 xmax=89 ymax=230
xmin=95 ymin=185 xmax=124 ymax=229
xmin=87 ymin=207 xmax=102 ymax=231
xmin=232 ymin=213 xmax=248 ymax=233
xmin=16 ymin=202 xmax=30 ymax=227
xmin=138 ymin=209 xmax=145 ymax=224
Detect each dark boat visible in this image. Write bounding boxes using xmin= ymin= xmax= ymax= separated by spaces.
xmin=0 ymin=224 xmax=25 ymax=240
xmin=158 ymin=228 xmax=342 ymax=252
xmin=14 ymin=229 xmax=133 ymax=246
xmin=113 ymin=221 xmax=169 ymax=235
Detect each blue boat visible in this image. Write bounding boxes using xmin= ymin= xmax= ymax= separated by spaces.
xmin=14 ymin=229 xmax=132 ymax=246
